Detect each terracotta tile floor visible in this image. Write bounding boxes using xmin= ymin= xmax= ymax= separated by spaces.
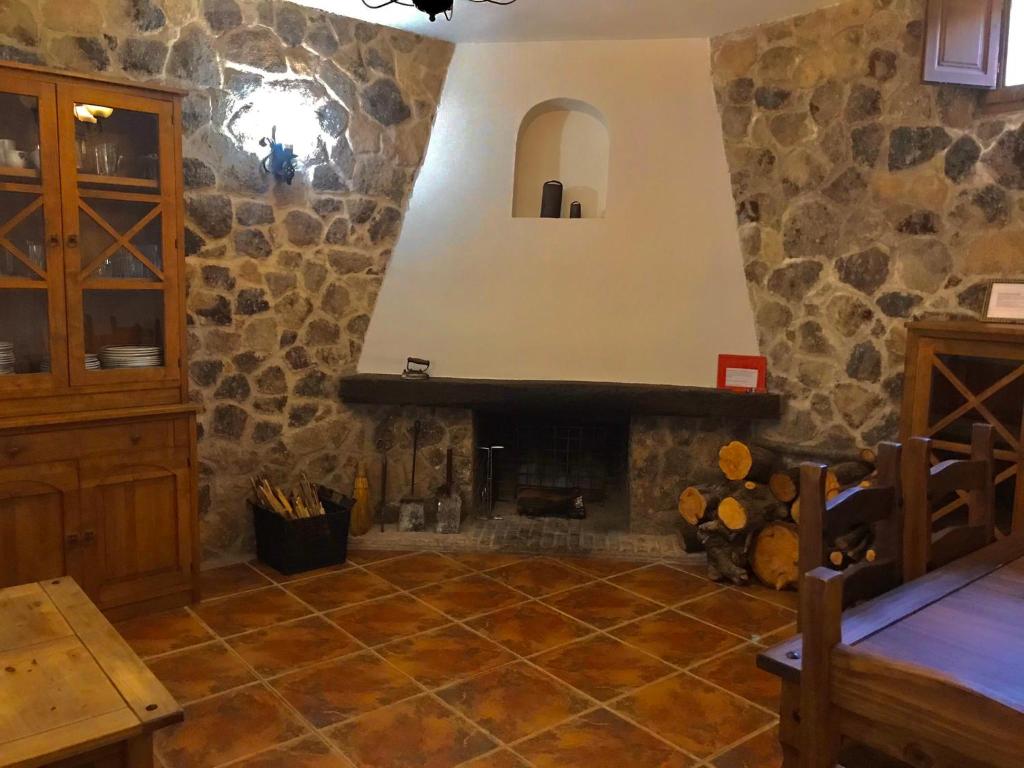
xmin=120 ymin=550 xmax=792 ymax=768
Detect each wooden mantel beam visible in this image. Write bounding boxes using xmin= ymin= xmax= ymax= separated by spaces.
xmin=338 ymin=374 xmax=782 ymax=419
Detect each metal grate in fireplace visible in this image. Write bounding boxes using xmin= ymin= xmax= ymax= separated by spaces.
xmin=513 ymin=421 xmax=616 ymax=498
xmin=477 ymin=412 xmax=628 ymax=509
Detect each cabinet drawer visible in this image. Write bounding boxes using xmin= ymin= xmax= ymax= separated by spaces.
xmin=0 ymin=420 xmax=176 ymax=465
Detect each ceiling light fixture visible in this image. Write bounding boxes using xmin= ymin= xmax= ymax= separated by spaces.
xmin=361 ymin=0 xmax=516 ymax=23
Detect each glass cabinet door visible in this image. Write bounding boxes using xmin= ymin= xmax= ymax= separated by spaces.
xmin=0 ymin=75 xmax=67 ymax=391
xmin=57 ymin=84 xmax=179 ymax=385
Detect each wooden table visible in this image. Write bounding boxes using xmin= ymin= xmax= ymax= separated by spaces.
xmin=0 ymin=578 xmax=182 ymax=768
xmin=759 ymin=534 xmax=1024 ymax=767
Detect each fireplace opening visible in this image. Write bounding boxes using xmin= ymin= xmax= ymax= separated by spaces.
xmin=475 ymin=410 xmax=630 ymax=532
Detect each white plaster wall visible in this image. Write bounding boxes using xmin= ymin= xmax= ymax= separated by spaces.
xmin=360 ymin=38 xmax=759 ymax=387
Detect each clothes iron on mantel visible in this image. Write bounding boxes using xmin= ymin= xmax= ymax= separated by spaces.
xmin=402 ymin=357 xmax=431 ymax=380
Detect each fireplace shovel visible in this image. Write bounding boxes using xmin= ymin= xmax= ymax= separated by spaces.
xmin=398 ymin=420 xmax=427 ymax=532
xmin=436 ymin=448 xmax=462 ymax=534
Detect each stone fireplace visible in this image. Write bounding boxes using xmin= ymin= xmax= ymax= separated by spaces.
xmin=340 ymin=375 xmax=780 ymax=535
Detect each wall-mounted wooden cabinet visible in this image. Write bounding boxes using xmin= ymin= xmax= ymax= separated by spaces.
xmin=0 ymin=63 xmax=197 ymax=619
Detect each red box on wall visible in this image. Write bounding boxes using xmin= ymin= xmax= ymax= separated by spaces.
xmin=717 ymin=354 xmax=768 ymax=393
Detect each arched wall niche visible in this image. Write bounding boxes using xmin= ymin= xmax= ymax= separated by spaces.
xmin=512 ymin=98 xmax=609 ymax=219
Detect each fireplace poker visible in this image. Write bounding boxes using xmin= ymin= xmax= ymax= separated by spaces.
xmin=410 ymin=419 xmax=420 ymax=496
xmin=379 ymin=453 xmax=388 ymax=533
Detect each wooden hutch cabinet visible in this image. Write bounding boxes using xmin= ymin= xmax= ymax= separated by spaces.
xmin=901 ymin=320 xmax=1024 ymax=535
xmin=0 ymin=63 xmax=198 ymax=618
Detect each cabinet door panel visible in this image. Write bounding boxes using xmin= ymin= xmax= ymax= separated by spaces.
xmin=96 ymin=473 xmax=179 ymax=580
xmin=55 ymin=83 xmax=181 ymax=388
xmin=0 ymin=73 xmax=69 ymax=394
xmin=80 ymin=450 xmax=191 ymax=608
xmin=923 ymin=0 xmax=1005 ymax=87
xmin=0 ymin=462 xmax=80 ymax=588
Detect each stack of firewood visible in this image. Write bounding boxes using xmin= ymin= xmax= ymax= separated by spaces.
xmin=678 ymin=441 xmax=878 ymax=590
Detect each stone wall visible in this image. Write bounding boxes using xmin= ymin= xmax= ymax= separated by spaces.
xmin=0 ymin=0 xmax=459 ymax=560
xmin=710 ymin=0 xmax=1024 ymax=452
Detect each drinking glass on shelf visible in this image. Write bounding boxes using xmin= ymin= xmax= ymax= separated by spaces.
xmin=138 ymin=153 xmax=159 ymax=180
xmin=138 ymin=244 xmax=160 ymax=275
xmin=93 ymin=142 xmax=123 ymax=176
xmin=76 ymin=139 xmax=92 ymax=172
xmin=98 ymin=251 xmax=130 ymax=278
xmin=0 ymin=139 xmax=16 ymax=167
xmin=25 ymin=242 xmax=43 ymax=270
xmin=118 ymin=251 xmax=134 ymax=278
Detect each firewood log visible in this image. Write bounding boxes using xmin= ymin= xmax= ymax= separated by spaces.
xmin=716 ymin=483 xmax=786 ymax=534
xmin=829 ymin=525 xmax=873 ymax=569
xmin=830 ymin=460 xmax=875 ymax=488
xmin=768 ymin=467 xmax=801 ymax=503
xmin=678 ymin=484 xmax=721 ymax=554
xmin=751 ymin=522 xmax=799 ymax=590
xmin=677 ymin=521 xmax=704 ymax=554
xmin=833 ymin=524 xmax=871 ymax=553
xmin=696 ymin=519 xmax=750 ymax=585
xmin=678 ymin=484 xmax=729 ymax=526
xmin=858 ymin=470 xmax=878 ymax=489
xmin=789 ymin=474 xmax=844 ymax=524
xmin=825 ymin=470 xmax=841 ymax=500
xmin=717 ymin=441 xmax=782 ymax=483
xmin=859 ymin=447 xmax=878 ymax=466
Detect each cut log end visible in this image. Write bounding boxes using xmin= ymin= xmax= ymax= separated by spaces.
xmin=718 ymin=496 xmax=748 ymax=531
xmin=678 ymin=486 xmax=708 ymax=526
xmin=768 ymin=469 xmax=799 ymax=503
xmin=751 ymin=522 xmax=799 ymax=591
xmin=719 ymin=441 xmax=753 ymax=481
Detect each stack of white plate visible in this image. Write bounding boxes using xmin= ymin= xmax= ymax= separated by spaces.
xmin=99 ymin=346 xmax=162 ymax=369
xmin=42 ymin=354 xmax=100 ymax=373
xmin=0 ymin=342 xmax=13 ymax=375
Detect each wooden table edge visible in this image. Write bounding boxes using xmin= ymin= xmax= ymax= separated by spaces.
xmin=0 ymin=710 xmax=144 ymax=768
xmin=758 ymin=532 xmax=1024 ymax=683
xmin=40 ymin=578 xmax=184 ymax=731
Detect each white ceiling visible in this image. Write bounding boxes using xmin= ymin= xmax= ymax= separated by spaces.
xmin=310 ymin=0 xmax=840 ymax=42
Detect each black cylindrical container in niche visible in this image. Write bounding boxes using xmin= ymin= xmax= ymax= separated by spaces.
xmin=540 ymin=180 xmax=563 ymax=218
xmin=569 ymin=201 xmax=582 ymax=219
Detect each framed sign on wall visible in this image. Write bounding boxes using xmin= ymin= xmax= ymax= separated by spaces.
xmin=717 ymin=354 xmax=768 ymax=393
xmin=985 ymin=281 xmax=1024 ymax=323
